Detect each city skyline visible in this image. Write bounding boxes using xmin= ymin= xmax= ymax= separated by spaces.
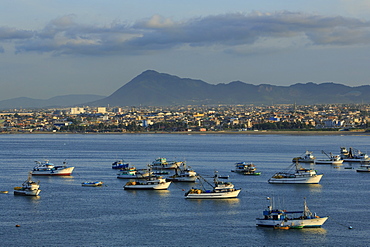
xmin=1 ymin=1 xmax=370 ymax=100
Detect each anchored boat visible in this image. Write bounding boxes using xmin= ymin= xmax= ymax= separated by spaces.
xmin=316 ymin=150 xmax=343 ymax=165
xmin=31 ymin=160 xmax=75 ymax=176
xmin=82 ymin=181 xmax=103 ymax=187
xmin=166 ymin=162 xmax=197 ymax=182
xmin=268 ymin=163 xmax=323 ymax=184
xmin=340 ymin=147 xmax=370 ymax=162
xmin=256 ymin=197 xmax=328 ymax=228
xmin=151 ymin=157 xmax=183 ymax=169
xmin=292 ymin=151 xmax=316 ymax=163
xmin=231 ymin=162 xmax=261 ymax=175
xmin=14 ymin=173 xmax=41 ymax=196
xmin=185 ymin=173 xmax=241 ymax=199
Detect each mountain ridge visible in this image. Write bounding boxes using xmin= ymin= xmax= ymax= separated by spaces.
xmin=0 ymin=70 xmax=369 ymax=109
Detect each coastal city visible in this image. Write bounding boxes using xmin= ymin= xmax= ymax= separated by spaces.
xmin=1 ymin=103 xmax=370 ymax=133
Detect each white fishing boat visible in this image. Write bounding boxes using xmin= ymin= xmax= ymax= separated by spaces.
xmin=185 ymin=173 xmax=241 ymax=199
xmin=123 ymin=173 xmax=171 ymax=190
xmin=81 ymin=181 xmax=103 ymax=187
xmin=268 ymin=163 xmax=323 ymax=184
xmin=117 ymin=166 xmax=152 ymax=179
xmin=14 ymin=173 xmax=41 ymax=196
xmin=340 ymin=147 xmax=370 ymax=162
xmin=315 ymin=150 xmax=343 ymax=165
xmin=166 ymin=163 xmax=197 ymax=182
xmin=231 ymin=162 xmax=261 ymax=175
xmin=31 ymin=160 xmax=75 ymax=176
xmin=151 ymin=157 xmax=183 ymax=169
xmin=292 ymin=151 xmax=316 ymax=163
xmin=356 ymin=165 xmax=370 ymax=172
xmin=256 ymin=197 xmax=328 ymax=228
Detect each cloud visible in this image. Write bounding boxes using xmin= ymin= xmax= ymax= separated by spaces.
xmin=2 ymin=11 xmax=370 ymax=56
xmin=0 ymin=27 xmax=33 ymax=40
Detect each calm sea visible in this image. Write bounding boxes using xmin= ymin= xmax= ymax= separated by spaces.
xmin=0 ymin=134 xmax=369 ymax=246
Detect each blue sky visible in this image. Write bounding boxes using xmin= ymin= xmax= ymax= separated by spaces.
xmin=1 ymin=0 xmax=370 ymax=100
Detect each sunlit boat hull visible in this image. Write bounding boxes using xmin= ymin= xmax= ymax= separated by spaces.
xmin=185 ymin=189 xmax=241 ymax=199
xmin=256 ymin=217 xmax=328 ymax=228
xmin=268 ymin=174 xmax=323 ymax=184
xmin=123 ymin=182 xmax=171 ymax=190
xmin=31 ymin=167 xmax=75 ymax=176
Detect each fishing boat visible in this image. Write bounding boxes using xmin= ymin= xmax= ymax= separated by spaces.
xmin=111 ymin=160 xmax=130 ymax=169
xmin=340 ymin=147 xmax=370 ymax=162
xmin=256 ymin=197 xmax=328 ymax=228
xmin=166 ymin=163 xmax=197 ymax=182
xmin=116 ymin=166 xmax=152 ymax=179
xmin=151 ymin=157 xmax=183 ymax=169
xmin=123 ymin=175 xmax=171 ymax=190
xmin=356 ymin=165 xmax=370 ymax=172
xmin=315 ymin=150 xmax=343 ymax=165
xmin=268 ymin=163 xmax=323 ymax=184
xmin=14 ymin=173 xmax=41 ymax=196
xmin=292 ymin=151 xmax=316 ymax=163
xmin=31 ymin=160 xmax=75 ymax=176
xmin=81 ymin=181 xmax=103 ymax=187
xmin=231 ymin=162 xmax=261 ymax=175
xmin=185 ymin=173 xmax=241 ymax=199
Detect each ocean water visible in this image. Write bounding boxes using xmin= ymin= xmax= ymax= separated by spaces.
xmin=0 ymin=133 xmax=369 ymax=247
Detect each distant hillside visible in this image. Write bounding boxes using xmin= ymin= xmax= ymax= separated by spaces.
xmin=89 ymin=70 xmax=370 ymax=106
xmin=0 ymin=94 xmax=105 ymax=109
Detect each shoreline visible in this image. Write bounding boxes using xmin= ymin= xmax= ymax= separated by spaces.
xmin=1 ymin=130 xmax=370 ymax=135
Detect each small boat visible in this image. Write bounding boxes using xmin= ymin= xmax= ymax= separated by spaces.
xmin=256 ymin=197 xmax=328 ymax=228
xmin=231 ymin=162 xmax=261 ymax=175
xmin=268 ymin=163 xmax=323 ymax=184
xmin=356 ymin=165 xmax=370 ymax=172
xmin=340 ymin=147 xmax=370 ymax=162
xmin=292 ymin=151 xmax=316 ymax=163
xmin=151 ymin=157 xmax=183 ymax=169
xmin=123 ymin=175 xmax=171 ymax=190
xmin=166 ymin=162 xmax=197 ymax=182
xmin=112 ymin=160 xmax=130 ymax=169
xmin=81 ymin=181 xmax=103 ymax=187
xmin=185 ymin=173 xmax=241 ymax=199
xmin=117 ymin=166 xmax=152 ymax=179
xmin=0 ymin=191 xmax=8 ymax=194
xmin=31 ymin=160 xmax=75 ymax=176
xmin=14 ymin=173 xmax=41 ymax=196
xmin=315 ymin=150 xmax=343 ymax=165
xmin=273 ymin=223 xmax=291 ymax=230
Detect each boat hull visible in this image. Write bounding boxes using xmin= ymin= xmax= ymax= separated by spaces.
xmin=185 ymin=189 xmax=241 ymax=199
xmin=316 ymin=160 xmax=343 ymax=165
xmin=356 ymin=168 xmax=370 ymax=172
xmin=14 ymin=189 xmax=41 ymax=196
xmin=256 ymin=217 xmax=328 ymax=228
xmin=31 ymin=167 xmax=75 ymax=176
xmin=123 ymin=182 xmax=171 ymax=190
xmin=268 ymin=174 xmax=323 ymax=184
xmin=166 ymin=176 xmax=197 ymax=182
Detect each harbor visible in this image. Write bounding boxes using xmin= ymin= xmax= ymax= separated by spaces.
xmin=0 ymin=134 xmax=369 ymax=246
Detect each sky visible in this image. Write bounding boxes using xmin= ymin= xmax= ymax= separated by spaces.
xmin=1 ymin=0 xmax=370 ymax=100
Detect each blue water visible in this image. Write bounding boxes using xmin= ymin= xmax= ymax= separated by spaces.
xmin=0 ymin=134 xmax=369 ymax=246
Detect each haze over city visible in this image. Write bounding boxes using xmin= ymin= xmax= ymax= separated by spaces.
xmin=1 ymin=0 xmax=370 ymax=101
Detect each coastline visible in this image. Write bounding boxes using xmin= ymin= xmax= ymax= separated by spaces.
xmin=1 ymin=130 xmax=370 ymax=135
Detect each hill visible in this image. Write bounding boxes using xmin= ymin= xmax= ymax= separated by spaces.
xmin=89 ymin=70 xmax=370 ymax=106
xmin=0 ymin=94 xmax=105 ymax=109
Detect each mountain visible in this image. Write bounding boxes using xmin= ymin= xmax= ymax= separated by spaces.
xmin=1 ymin=71 xmax=369 ymax=109
xmin=89 ymin=70 xmax=370 ymax=106
xmin=0 ymin=94 xmax=105 ymax=109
